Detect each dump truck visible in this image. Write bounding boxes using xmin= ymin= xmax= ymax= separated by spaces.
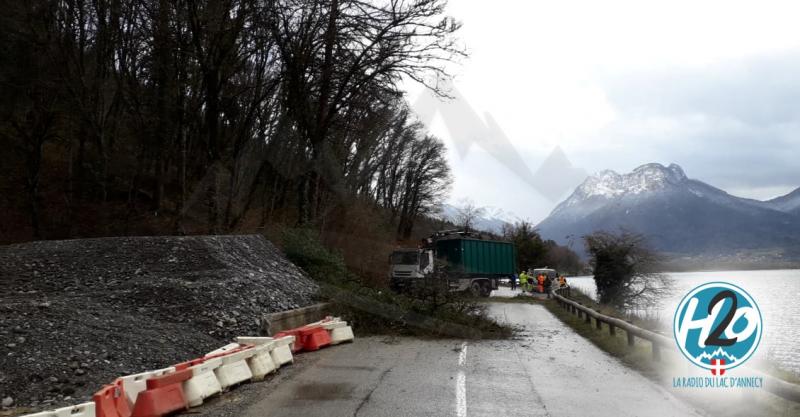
xmin=389 ymin=230 xmax=516 ymax=297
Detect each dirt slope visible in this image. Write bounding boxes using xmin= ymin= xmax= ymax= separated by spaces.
xmin=0 ymin=234 xmax=318 ymax=412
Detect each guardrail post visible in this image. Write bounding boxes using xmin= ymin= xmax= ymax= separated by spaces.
xmin=608 ymin=324 xmax=615 ymax=336
xmin=652 ymin=344 xmax=661 ymax=361
xmin=584 ymin=312 xmax=590 ymax=324
xmin=595 ymin=318 xmax=602 ymax=330
xmin=627 ymin=332 xmax=635 ymax=347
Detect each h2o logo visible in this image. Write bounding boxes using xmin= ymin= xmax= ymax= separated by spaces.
xmin=673 ymin=282 xmax=762 ymax=373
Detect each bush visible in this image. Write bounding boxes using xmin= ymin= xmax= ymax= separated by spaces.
xmin=281 ymin=227 xmax=351 ymax=283
xmin=584 ymin=230 xmax=672 ymax=310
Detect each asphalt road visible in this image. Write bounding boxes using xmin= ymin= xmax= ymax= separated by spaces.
xmin=198 ymin=302 xmax=704 ymax=417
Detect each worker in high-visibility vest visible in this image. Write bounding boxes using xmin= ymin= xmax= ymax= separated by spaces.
xmin=518 ymin=271 xmax=528 ymax=292
xmin=537 ymin=274 xmax=545 ymax=293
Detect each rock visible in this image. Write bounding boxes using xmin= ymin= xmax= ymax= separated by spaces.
xmin=0 ymin=235 xmax=319 ymax=409
xmin=2 ymin=397 xmax=13 ymax=407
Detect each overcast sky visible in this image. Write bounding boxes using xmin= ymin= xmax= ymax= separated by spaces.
xmin=405 ymin=0 xmax=800 ymax=224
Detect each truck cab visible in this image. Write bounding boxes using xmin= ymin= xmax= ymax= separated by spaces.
xmin=389 ymin=249 xmax=433 ymax=280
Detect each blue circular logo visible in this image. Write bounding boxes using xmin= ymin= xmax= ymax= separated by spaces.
xmin=673 ymin=282 xmax=762 ymax=372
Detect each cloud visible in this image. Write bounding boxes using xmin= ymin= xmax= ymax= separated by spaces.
xmin=582 ymin=49 xmax=800 ymax=199
xmin=605 ymin=50 xmax=800 ymax=126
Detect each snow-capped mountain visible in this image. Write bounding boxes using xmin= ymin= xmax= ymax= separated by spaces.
xmin=763 ymin=187 xmax=800 ymax=214
xmin=537 ymin=163 xmax=800 ymax=257
xmin=438 ymin=203 xmax=518 ymax=234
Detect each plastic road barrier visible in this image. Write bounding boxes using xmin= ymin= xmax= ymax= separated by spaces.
xmin=246 ymin=343 xmax=277 ymax=381
xmin=270 ymin=336 xmax=295 ymax=366
xmin=235 ymin=336 xmax=273 ymax=345
xmin=94 ymin=380 xmax=132 ymax=417
xmin=130 ymin=368 xmax=192 ymax=417
xmin=205 ymin=343 xmax=240 ymax=357
xmin=297 ymin=326 xmax=331 ymax=351
xmin=317 ymin=319 xmax=345 ymax=330
xmin=272 ymin=329 xmax=302 ymax=352
xmin=204 ymin=343 xmax=254 ymax=360
xmin=119 ymin=367 xmax=174 ymax=407
xmin=22 ymin=402 xmax=96 ymax=417
xmin=236 ymin=336 xmax=294 ymax=368
xmin=314 ymin=318 xmax=354 ymax=345
xmin=182 ymin=357 xmax=222 ymax=407
xmin=213 ymin=348 xmax=256 ymax=389
xmin=328 ymin=325 xmax=355 ymax=345
xmin=173 ymin=357 xmax=205 ymax=371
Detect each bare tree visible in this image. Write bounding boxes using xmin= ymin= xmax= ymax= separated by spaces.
xmin=453 ymin=199 xmax=486 ymax=232
xmin=267 ymin=0 xmax=464 ymax=224
xmin=584 ymin=230 xmax=673 ymax=310
xmin=0 ymin=0 xmax=460 ymax=244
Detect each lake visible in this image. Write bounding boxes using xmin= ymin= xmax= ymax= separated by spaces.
xmin=567 ymin=269 xmax=800 ymax=376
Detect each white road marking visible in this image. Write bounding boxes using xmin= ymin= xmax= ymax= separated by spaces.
xmin=456 ymin=342 xmax=467 ymax=417
xmin=456 ymin=371 xmax=467 ymax=417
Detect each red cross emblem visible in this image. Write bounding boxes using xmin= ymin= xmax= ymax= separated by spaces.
xmin=710 ymin=358 xmax=726 ymax=375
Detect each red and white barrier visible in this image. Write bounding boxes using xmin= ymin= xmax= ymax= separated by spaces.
xmin=205 ymin=342 xmax=240 ymax=357
xmin=93 ymin=379 xmax=131 ymax=417
xmin=328 ymin=322 xmax=355 ymax=345
xmin=18 ymin=315 xmax=354 ymax=417
xmin=119 ymin=367 xmax=174 ymax=408
xmin=236 ymin=335 xmax=294 ymax=368
xmin=130 ymin=369 xmax=191 ymax=417
xmin=306 ymin=317 xmax=354 ymax=345
xmin=23 ymin=402 xmax=95 ymax=417
xmin=210 ymin=348 xmax=255 ymax=389
xmin=182 ymin=357 xmax=223 ymax=407
xmin=271 ymin=336 xmax=295 ymax=366
xmin=247 ymin=343 xmax=277 ymax=381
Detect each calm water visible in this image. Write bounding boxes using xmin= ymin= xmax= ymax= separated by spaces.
xmin=568 ymin=270 xmax=800 ymax=376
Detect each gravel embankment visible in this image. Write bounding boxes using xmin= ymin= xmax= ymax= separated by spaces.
xmin=0 ymin=235 xmax=319 ymax=413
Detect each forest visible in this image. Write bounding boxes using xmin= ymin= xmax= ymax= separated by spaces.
xmin=0 ymin=0 xmax=460 ymax=244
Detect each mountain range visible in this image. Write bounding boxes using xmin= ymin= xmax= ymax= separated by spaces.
xmin=438 ymin=203 xmax=516 ymax=235
xmin=536 ymin=163 xmax=800 ymax=263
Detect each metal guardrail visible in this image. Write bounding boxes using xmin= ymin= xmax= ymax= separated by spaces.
xmin=551 ymin=287 xmax=800 ymax=403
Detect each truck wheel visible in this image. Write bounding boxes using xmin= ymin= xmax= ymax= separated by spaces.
xmin=469 ymin=281 xmax=482 ymax=297
xmin=479 ymin=281 xmax=492 ymax=297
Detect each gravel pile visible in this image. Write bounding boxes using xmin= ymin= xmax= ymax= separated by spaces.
xmin=0 ymin=235 xmax=319 ymax=412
